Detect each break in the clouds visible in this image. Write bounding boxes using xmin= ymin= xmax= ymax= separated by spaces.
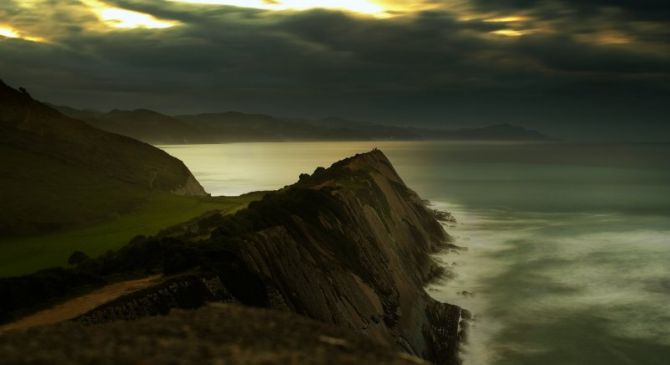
xmin=0 ymin=0 xmax=668 ymax=140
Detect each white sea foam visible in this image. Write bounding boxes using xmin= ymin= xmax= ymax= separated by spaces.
xmin=428 ymin=201 xmax=670 ymax=364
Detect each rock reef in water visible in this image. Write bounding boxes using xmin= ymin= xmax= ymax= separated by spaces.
xmin=0 ymin=150 xmax=465 ymax=364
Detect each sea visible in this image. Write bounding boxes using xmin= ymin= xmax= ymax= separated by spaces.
xmin=160 ymin=141 xmax=670 ymax=365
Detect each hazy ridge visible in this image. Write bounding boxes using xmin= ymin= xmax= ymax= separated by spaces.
xmin=56 ymin=105 xmax=552 ymax=144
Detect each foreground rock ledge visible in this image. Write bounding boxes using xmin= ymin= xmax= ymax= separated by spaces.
xmin=1 ymin=150 xmax=465 ymax=364
xmin=1 ymin=304 xmax=430 ymax=365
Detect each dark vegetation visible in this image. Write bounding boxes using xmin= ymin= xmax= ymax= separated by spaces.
xmin=67 ymin=251 xmax=89 ymax=266
xmin=0 ymin=234 xmax=257 ymax=323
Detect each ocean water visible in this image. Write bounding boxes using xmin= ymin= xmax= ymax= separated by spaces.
xmin=160 ymin=141 xmax=670 ymax=365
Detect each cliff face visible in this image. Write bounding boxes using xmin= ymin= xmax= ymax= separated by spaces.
xmin=217 ymin=150 xmax=464 ymax=362
xmin=0 ymin=150 xmax=463 ymax=364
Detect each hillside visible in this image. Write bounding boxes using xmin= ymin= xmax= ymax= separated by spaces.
xmin=0 ymin=81 xmax=206 ymax=236
xmin=58 ymin=106 xmax=551 ymax=144
xmin=0 ymin=150 xmax=465 ymax=364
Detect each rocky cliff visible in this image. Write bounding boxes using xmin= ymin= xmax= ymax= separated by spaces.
xmin=0 ymin=150 xmax=464 ymax=364
xmin=213 ymin=149 xmax=466 ymax=363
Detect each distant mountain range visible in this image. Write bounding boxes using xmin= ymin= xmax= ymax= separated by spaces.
xmin=55 ymin=106 xmax=553 ymax=144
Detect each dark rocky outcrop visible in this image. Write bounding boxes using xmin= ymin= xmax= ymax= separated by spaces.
xmin=1 ymin=304 xmax=431 ymax=365
xmin=1 ymin=149 xmax=465 ymax=364
xmin=206 ymin=149 xmax=466 ymax=364
xmin=75 ymin=275 xmax=231 ymax=324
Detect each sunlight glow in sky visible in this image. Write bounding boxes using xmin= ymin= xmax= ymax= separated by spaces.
xmin=490 ymin=29 xmax=527 ymax=37
xmin=484 ymin=16 xmax=529 ymax=23
xmin=0 ymin=26 xmax=20 ymax=39
xmin=14 ymin=0 xmax=42 ymax=9
xmin=596 ymin=31 xmax=633 ymax=45
xmin=83 ymin=0 xmax=178 ymax=29
xmin=170 ymin=0 xmax=386 ymax=16
xmin=0 ymin=25 xmax=45 ymax=42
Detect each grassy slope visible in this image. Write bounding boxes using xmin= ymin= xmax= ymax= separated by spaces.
xmin=0 ymin=82 xmax=229 ymax=277
xmin=1 ymin=82 xmax=208 ymax=236
xmin=0 ymin=144 xmax=148 ymax=234
xmin=0 ymin=192 xmax=263 ymax=277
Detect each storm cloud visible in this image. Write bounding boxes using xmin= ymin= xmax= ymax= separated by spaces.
xmin=0 ymin=0 xmax=668 ymax=140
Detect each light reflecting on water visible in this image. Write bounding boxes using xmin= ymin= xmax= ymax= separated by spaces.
xmin=160 ymin=142 xmax=409 ymax=195
xmin=160 ymin=141 xmax=670 ymax=365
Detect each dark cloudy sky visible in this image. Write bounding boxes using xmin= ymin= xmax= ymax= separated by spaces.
xmin=1 ymin=0 xmax=668 ymax=140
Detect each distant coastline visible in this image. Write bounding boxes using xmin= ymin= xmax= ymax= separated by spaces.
xmin=55 ymin=105 xmax=553 ymax=145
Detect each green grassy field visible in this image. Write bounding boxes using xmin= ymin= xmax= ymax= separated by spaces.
xmin=0 ymin=192 xmax=263 ymax=277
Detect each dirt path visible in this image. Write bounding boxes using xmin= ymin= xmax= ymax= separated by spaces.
xmin=0 ymin=275 xmax=162 ymax=334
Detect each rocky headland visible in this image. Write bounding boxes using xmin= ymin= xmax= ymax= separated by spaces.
xmin=0 ymin=150 xmax=465 ymax=364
